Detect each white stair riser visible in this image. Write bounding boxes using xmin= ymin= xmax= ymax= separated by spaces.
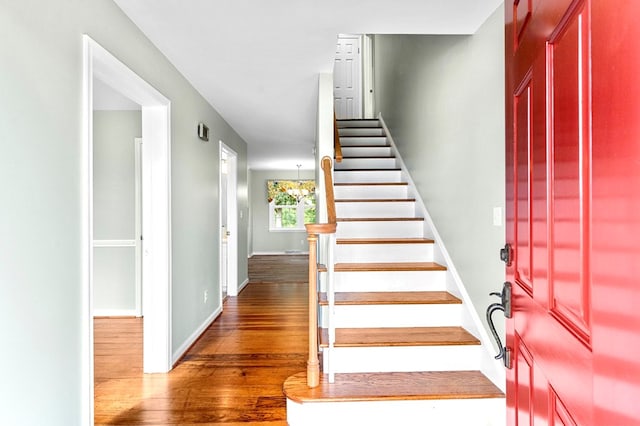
xmin=337 ymin=120 xmax=380 ymax=128
xmin=334 ymin=185 xmax=408 ymax=199
xmin=335 ymin=243 xmax=434 ymax=262
xmin=336 ymin=202 xmax=415 ymax=218
xmin=339 ymin=146 xmax=392 ymax=157
xmin=320 ymin=304 xmax=462 ymax=328
xmin=334 ymin=170 xmax=401 ymax=183
xmin=287 ymin=398 xmax=506 ymax=426
xmin=336 ymin=220 xmax=423 ymax=238
xmin=338 ymin=136 xmax=388 ymax=146
xmin=325 ymin=345 xmax=482 ymax=373
xmin=335 ymin=158 xmax=396 ymax=169
xmin=339 ymin=128 xmax=385 ymax=137
xmin=333 ymin=271 xmax=446 ymax=292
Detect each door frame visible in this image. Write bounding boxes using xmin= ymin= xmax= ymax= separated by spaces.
xmin=81 ymin=35 xmax=172 ymax=424
xmin=362 ymin=34 xmax=375 ymax=119
xmin=219 ymin=141 xmax=238 ymax=296
xmin=134 ymin=137 xmax=143 ymax=316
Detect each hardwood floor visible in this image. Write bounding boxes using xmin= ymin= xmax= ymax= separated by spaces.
xmin=94 ymin=255 xmax=308 ymax=425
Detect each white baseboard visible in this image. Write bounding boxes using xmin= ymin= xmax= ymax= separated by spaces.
xmin=250 ymin=251 xmax=309 ymax=256
xmin=238 ymin=278 xmax=250 ymax=294
xmin=172 ymin=305 xmax=222 ymax=365
xmin=93 ymin=309 xmax=140 ymax=317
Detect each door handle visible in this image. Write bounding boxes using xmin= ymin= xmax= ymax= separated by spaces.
xmin=487 ymin=281 xmax=513 ymax=369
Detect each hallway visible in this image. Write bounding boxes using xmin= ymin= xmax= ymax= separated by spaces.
xmin=94 ymin=256 xmax=308 ymax=425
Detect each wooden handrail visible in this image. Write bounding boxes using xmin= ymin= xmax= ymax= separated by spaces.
xmin=321 ymin=156 xmax=336 ymax=224
xmin=333 ymin=112 xmax=343 ymax=163
xmin=305 ymin=156 xmax=338 ymax=388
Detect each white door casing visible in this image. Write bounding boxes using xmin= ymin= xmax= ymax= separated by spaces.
xmin=82 ymin=35 xmax=172 ymax=425
xmin=219 ymin=142 xmax=238 ymax=297
xmin=334 ymin=35 xmax=362 ymax=120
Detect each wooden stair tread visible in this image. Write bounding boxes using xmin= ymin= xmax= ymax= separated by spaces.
xmin=320 ymin=326 xmax=480 ymax=347
xmin=339 ymin=145 xmax=391 ymax=148
xmin=335 ymin=168 xmax=401 ymax=171
xmin=335 ymin=198 xmax=415 ymax=203
xmin=319 ymin=291 xmax=461 ymax=306
xmin=337 ymin=217 xmax=424 ymax=222
xmin=334 ymin=262 xmax=446 ymax=272
xmin=340 ymin=156 xmax=394 ymax=159
xmin=334 ymin=182 xmax=408 ymax=186
xmin=283 ymin=371 xmax=504 ymax=403
xmin=336 ymin=237 xmax=434 ymax=244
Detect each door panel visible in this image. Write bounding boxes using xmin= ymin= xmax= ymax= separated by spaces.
xmin=505 ymin=0 xmax=640 ymax=425
xmin=334 ymin=35 xmax=362 ymax=119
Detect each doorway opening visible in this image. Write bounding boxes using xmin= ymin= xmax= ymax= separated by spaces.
xmin=219 ymin=142 xmax=239 ymax=297
xmin=333 ymin=34 xmax=375 ymax=120
xmin=82 ymin=35 xmax=172 ymax=423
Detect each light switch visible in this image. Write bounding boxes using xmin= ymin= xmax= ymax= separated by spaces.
xmin=493 ymin=207 xmax=503 ymax=226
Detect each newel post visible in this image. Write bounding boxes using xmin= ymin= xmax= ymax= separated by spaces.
xmin=306 ymin=230 xmax=320 ymax=388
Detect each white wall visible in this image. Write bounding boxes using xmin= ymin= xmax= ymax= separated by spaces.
xmin=250 ymin=169 xmax=315 ymax=254
xmin=93 ymin=110 xmax=141 ymax=313
xmin=373 ymin=4 xmax=506 ymax=342
xmin=0 ymin=1 xmax=247 ymax=424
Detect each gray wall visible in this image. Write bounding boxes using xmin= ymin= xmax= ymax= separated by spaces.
xmin=0 ymin=1 xmax=248 ymax=424
xmin=93 ymin=110 xmax=141 ymax=313
xmin=373 ymin=4 xmax=505 ymax=340
xmin=250 ymin=169 xmax=315 ymax=254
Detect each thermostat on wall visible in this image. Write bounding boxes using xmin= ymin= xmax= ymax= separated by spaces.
xmin=198 ymin=122 xmax=209 ymax=141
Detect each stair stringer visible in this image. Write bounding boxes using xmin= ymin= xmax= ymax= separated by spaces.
xmin=378 ymin=113 xmax=506 ymax=391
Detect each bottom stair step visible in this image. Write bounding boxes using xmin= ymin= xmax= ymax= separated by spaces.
xmin=284 ymin=371 xmax=505 ymax=426
xmin=284 ymin=370 xmax=504 ymax=403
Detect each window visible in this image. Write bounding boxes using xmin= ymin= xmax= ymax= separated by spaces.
xmin=267 ymin=180 xmax=316 ymax=231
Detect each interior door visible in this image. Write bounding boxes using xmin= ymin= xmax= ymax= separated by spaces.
xmin=333 ymin=35 xmax=362 ymax=119
xmin=505 ymin=1 xmax=640 ymax=425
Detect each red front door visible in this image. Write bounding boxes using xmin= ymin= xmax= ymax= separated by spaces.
xmin=505 ymin=1 xmax=640 ymax=424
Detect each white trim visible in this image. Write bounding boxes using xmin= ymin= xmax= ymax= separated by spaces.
xmin=80 ymin=36 xmax=95 ymax=426
xmin=92 ymin=239 xmax=137 ymax=247
xmin=362 ymin=34 xmax=375 ymax=119
xmin=219 ymin=142 xmax=239 ymax=297
xmin=172 ymin=306 xmax=222 ymax=364
xmin=134 ymin=138 xmax=142 ymax=317
xmin=250 ymin=251 xmax=310 ymax=256
xmin=378 ymin=114 xmax=506 ymax=391
xmin=238 ymin=278 xmax=250 ymax=294
xmin=93 ymin=309 xmax=140 ymax=317
xmin=82 ymin=35 xmax=173 ymax=425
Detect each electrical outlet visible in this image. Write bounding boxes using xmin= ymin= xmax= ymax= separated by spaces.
xmin=204 ymin=289 xmax=208 ymax=303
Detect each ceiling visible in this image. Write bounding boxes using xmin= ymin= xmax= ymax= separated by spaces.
xmin=113 ymin=0 xmax=502 ymax=170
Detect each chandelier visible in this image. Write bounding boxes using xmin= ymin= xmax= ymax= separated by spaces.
xmin=286 ymin=164 xmax=309 ymax=202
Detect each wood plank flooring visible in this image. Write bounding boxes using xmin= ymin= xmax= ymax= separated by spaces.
xmin=94 ymin=255 xmax=308 ymax=425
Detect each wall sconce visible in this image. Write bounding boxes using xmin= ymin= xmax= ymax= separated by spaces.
xmin=197 ymin=122 xmax=209 ymax=141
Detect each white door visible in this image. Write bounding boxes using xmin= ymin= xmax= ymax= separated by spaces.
xmin=219 ymin=142 xmax=238 ymax=298
xmin=334 ymin=35 xmax=362 ymax=120
xmin=220 ymin=152 xmax=229 ymax=300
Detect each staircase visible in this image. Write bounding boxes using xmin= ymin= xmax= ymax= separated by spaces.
xmin=284 ymin=119 xmax=505 ymax=425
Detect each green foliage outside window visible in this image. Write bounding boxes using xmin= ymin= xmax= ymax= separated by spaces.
xmin=267 ymin=180 xmax=316 ymax=230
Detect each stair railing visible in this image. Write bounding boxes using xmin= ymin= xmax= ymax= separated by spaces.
xmin=334 ymin=112 xmax=343 ymax=163
xmin=305 ymin=156 xmax=337 ymax=387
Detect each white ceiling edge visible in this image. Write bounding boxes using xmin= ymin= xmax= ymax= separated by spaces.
xmin=113 ymin=0 xmax=504 ymax=168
